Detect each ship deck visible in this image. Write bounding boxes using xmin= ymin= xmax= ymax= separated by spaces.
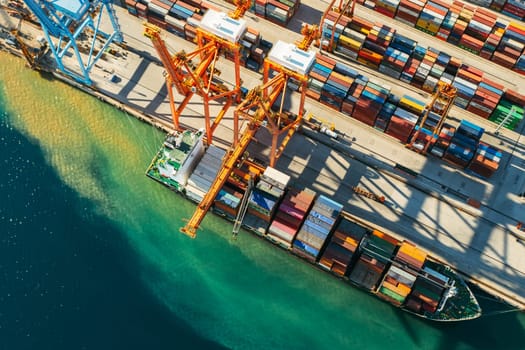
xmin=2 ymin=2 xmax=524 ymax=310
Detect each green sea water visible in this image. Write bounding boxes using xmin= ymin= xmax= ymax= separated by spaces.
xmin=1 ymin=51 xmax=524 ymax=349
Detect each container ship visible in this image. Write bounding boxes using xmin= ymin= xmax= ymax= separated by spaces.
xmin=146 ymin=133 xmax=483 ymax=322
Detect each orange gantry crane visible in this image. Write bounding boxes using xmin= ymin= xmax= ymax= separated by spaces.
xmin=180 ymin=28 xmax=318 ymax=238
xmin=407 ymin=81 xmax=457 ymax=154
xmin=143 ymin=1 xmax=249 ymax=141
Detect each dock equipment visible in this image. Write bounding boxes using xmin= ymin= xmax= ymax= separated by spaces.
xmin=180 ymin=28 xmax=318 ymax=238
xmin=22 ymin=0 xmax=122 ymax=85
xmin=143 ymin=1 xmax=249 ymax=142
xmin=232 ymin=174 xmax=254 ymax=237
xmin=407 ymin=82 xmax=457 ymax=154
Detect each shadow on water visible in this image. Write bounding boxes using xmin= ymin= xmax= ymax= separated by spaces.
xmin=0 ymin=114 xmax=229 ymax=350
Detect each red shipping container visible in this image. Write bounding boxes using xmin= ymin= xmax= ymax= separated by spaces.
xmin=503 ymin=89 xmax=525 ymax=105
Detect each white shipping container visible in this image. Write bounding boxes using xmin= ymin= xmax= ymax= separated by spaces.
xmin=501 ymin=37 xmax=525 ymax=52
xmin=148 ymin=2 xmax=168 ymax=16
xmin=262 ymin=167 xmax=291 ymax=187
xmin=408 ymin=0 xmax=426 ymax=7
xmin=396 ymin=7 xmax=420 ymax=19
xmin=187 ymin=17 xmax=201 ymax=28
xmin=454 ymin=76 xmax=479 ymax=91
xmin=468 ymin=20 xmax=492 ymax=34
xmin=343 ymin=28 xmax=366 ymax=42
xmin=165 ymin=15 xmax=186 ymax=29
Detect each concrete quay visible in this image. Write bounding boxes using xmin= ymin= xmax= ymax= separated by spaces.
xmin=1 ymin=3 xmax=525 ymax=309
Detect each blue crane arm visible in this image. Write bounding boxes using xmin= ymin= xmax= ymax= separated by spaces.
xmin=22 ymin=0 xmax=62 ymax=37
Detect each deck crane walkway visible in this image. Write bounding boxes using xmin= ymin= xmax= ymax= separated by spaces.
xmin=180 ymin=28 xmax=318 ymax=238
xmin=143 ymin=0 xmax=250 ymax=142
xmin=407 ymin=81 xmax=457 ymax=154
xmin=22 ymin=0 xmax=122 ymax=85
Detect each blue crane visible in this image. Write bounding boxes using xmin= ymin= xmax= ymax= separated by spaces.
xmin=22 ymin=0 xmax=123 ymax=85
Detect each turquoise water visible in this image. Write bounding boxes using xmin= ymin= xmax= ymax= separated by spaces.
xmin=1 ymin=52 xmax=524 ymax=349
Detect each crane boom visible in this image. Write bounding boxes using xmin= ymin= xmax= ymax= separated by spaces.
xmin=143 ymin=23 xmax=180 ymax=91
xmin=228 ymin=0 xmax=251 ymax=19
xmin=295 ymin=23 xmax=320 ymax=51
xmin=180 ymin=76 xmax=286 ymax=238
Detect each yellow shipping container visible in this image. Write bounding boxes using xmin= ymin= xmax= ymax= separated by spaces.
xmin=509 ymin=21 xmax=525 ymax=32
xmin=398 ymin=241 xmax=427 ymax=262
xmin=416 ymin=19 xmax=439 ymax=34
xmin=338 ymin=35 xmax=362 ymax=50
xmin=399 ymin=97 xmax=426 ymax=114
xmin=383 ymin=280 xmax=412 ymax=297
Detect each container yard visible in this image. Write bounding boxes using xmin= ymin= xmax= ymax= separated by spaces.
xmin=1 ymin=0 xmax=525 ymax=320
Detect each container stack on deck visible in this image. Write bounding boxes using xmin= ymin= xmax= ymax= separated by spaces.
xmin=214 ymin=183 xmax=243 ymax=218
xmin=375 ymin=240 xmax=424 ymax=305
xmin=318 ymin=218 xmax=369 ymax=276
xmin=292 ymin=195 xmax=344 ymax=263
xmin=244 ymin=167 xmax=290 ymax=235
xmin=377 ymin=264 xmax=417 ymax=306
xmin=267 ymin=188 xmax=316 ymax=248
xmin=185 ymin=144 xmax=226 ymax=203
xmin=350 ymin=230 xmax=399 ymax=290
xmin=405 ymin=264 xmax=449 ymax=314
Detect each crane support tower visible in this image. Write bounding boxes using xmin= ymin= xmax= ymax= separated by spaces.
xmin=319 ymin=0 xmax=356 ymax=52
xmin=180 ymin=74 xmax=290 ymax=238
xmin=180 ymin=28 xmax=317 ymax=238
xmin=143 ymin=4 xmax=248 ymax=142
xmin=22 ymin=0 xmax=122 ymax=85
xmin=261 ymin=37 xmax=317 ymax=167
xmin=407 ymin=81 xmax=457 ymax=154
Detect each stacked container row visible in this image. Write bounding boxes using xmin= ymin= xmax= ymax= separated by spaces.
xmin=467 ymin=141 xmax=502 ymax=177
xmin=443 ymin=119 xmax=484 ymax=167
xmin=319 ymin=218 xmax=369 ymax=276
xmin=267 ymin=188 xmax=316 ymax=248
xmin=185 ymin=144 xmax=226 ymax=203
xmin=292 ymin=195 xmax=344 ymax=263
xmin=359 ymin=0 xmax=525 ymax=72
xmin=377 ymin=264 xmax=417 ymax=306
xmin=350 ymin=230 xmax=400 ymax=290
xmin=244 ymin=167 xmax=290 ymax=235
xmin=252 ymin=0 xmax=300 ymax=26
xmin=321 ymin=11 xmax=524 ymax=127
xmin=405 ymin=263 xmax=449 ymax=314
